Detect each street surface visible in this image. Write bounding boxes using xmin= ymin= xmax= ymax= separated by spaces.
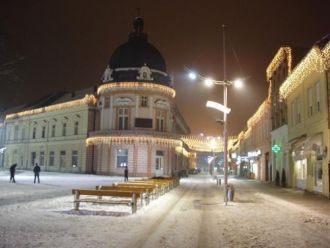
xmin=0 ymin=171 xmax=329 ymax=248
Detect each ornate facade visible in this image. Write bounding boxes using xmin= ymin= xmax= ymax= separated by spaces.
xmin=0 ymin=16 xmax=193 ymax=177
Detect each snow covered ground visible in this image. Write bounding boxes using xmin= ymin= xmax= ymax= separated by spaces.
xmin=0 ymin=170 xmax=329 ymax=248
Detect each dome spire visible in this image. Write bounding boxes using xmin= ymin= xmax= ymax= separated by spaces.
xmin=133 ymin=12 xmax=144 ymax=34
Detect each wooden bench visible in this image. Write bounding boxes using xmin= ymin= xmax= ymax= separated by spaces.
xmin=134 ymin=179 xmax=173 ymax=192
xmin=115 ymin=183 xmax=160 ymax=198
xmin=96 ymin=185 xmax=151 ymax=205
xmin=123 ymin=181 xmax=166 ymax=195
xmin=72 ymin=189 xmax=141 ymax=214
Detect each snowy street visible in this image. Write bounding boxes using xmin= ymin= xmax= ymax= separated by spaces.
xmin=0 ymin=171 xmax=329 ymax=248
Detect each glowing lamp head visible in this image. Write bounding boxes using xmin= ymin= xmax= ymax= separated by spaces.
xmin=188 ymin=72 xmax=197 ymax=80
xmin=204 ymin=78 xmax=214 ymax=87
xmin=233 ymin=79 xmax=243 ymax=88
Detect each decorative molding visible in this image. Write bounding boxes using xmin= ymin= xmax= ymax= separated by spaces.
xmin=113 ymin=97 xmax=134 ymax=105
xmin=154 ymin=99 xmax=169 ymax=108
xmin=136 ymin=64 xmax=154 ymax=81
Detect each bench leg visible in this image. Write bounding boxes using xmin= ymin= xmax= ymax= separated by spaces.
xmin=132 ymin=193 xmax=137 ymax=214
xmin=74 ymin=191 xmax=80 ymax=210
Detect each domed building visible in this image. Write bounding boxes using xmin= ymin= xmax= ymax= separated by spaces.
xmin=0 ymin=16 xmax=192 ymax=177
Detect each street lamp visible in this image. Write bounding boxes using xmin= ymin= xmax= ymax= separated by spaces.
xmin=187 ymin=70 xmax=243 ymax=205
xmin=186 ymin=25 xmax=243 ymax=205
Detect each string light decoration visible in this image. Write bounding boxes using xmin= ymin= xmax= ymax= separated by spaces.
xmin=247 ymin=99 xmax=271 ymax=128
xmin=280 ymin=42 xmax=330 ymax=99
xmin=87 ymin=135 xmax=195 ymax=157
xmin=86 ymin=136 xmax=182 ymax=147
xmin=266 ymin=47 xmax=292 ymax=80
xmin=181 ymin=135 xmax=223 ymax=152
xmin=97 ymin=82 xmax=176 ymax=98
xmin=6 ymin=95 xmax=97 ymax=120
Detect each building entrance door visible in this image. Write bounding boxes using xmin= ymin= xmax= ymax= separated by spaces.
xmin=155 ymin=150 xmax=164 ymax=177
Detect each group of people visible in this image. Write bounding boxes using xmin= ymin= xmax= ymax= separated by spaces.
xmin=9 ymin=163 xmax=41 ymax=184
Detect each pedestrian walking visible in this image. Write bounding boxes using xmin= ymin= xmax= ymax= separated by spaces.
xmin=9 ymin=163 xmax=17 ymax=183
xmin=124 ymin=166 xmax=128 ymax=182
xmin=33 ymin=163 xmax=41 ymax=183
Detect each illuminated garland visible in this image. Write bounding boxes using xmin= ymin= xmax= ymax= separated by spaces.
xmin=247 ymin=99 xmax=271 ymax=127
xmin=86 ymin=136 xmax=182 ymax=147
xmin=181 ymin=135 xmax=223 ymax=152
xmin=98 ymin=82 xmax=176 ymax=98
xmin=280 ymin=43 xmax=329 ymax=99
xmin=175 ymin=146 xmax=191 ymax=157
xmin=266 ymin=47 xmax=292 ymax=80
xmin=6 ymin=95 xmax=97 ymax=120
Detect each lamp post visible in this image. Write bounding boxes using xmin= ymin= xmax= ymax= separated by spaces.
xmin=188 ymin=72 xmax=243 ymax=205
xmin=186 ymin=25 xmax=243 ymax=205
xmin=190 ymin=75 xmax=243 ymax=206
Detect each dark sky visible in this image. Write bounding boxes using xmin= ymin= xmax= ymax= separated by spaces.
xmin=1 ymin=0 xmax=329 ymax=136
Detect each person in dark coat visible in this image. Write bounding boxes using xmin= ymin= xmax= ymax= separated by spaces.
xmin=9 ymin=163 xmax=17 ymax=183
xmin=33 ymin=163 xmax=41 ymax=183
xmin=124 ymin=166 xmax=128 ymax=182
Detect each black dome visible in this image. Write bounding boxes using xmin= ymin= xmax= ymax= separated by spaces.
xmin=109 ymin=37 xmax=166 ymax=72
xmin=105 ymin=17 xmax=171 ymax=86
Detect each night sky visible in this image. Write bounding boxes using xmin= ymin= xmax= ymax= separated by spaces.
xmin=1 ymin=0 xmax=329 ymax=136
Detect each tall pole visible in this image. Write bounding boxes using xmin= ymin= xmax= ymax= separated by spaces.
xmin=222 ymin=24 xmax=228 ymax=205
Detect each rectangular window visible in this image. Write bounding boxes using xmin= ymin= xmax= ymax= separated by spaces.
xmin=14 ymin=126 xmax=19 ymax=140
xmin=42 ymin=126 xmax=46 ymax=138
xmin=296 ymin=96 xmax=301 ymax=124
xmin=32 ymin=127 xmax=36 ymax=139
xmin=21 ymin=127 xmax=25 ymax=140
xmin=62 ymin=123 xmax=67 ymax=136
xmin=74 ymin=121 xmax=79 ymax=135
xmin=140 ymin=96 xmax=148 ymax=107
xmin=104 ymin=96 xmax=110 ymax=109
xmin=315 ymin=81 xmax=321 ymax=113
xmin=116 ymin=149 xmax=128 ymax=168
xmin=118 ymin=108 xmax=129 ymax=130
xmin=156 ymin=110 xmax=166 ymax=132
xmin=72 ymin=150 xmax=78 ymax=167
xmin=49 ymin=151 xmax=55 ymax=166
xmin=308 ymin=87 xmax=313 ymax=117
xmin=51 ymin=125 xmax=56 ymax=137
xmin=39 ymin=151 xmax=45 ymax=166
xmin=60 ymin=151 xmax=66 ymax=167
xmin=31 ymin=152 xmax=36 ymax=166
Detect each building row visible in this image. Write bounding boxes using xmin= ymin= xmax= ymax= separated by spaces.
xmin=230 ymin=35 xmax=330 ymax=197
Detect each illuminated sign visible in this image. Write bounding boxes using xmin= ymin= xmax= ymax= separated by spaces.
xmin=272 ymin=144 xmax=281 ymax=154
